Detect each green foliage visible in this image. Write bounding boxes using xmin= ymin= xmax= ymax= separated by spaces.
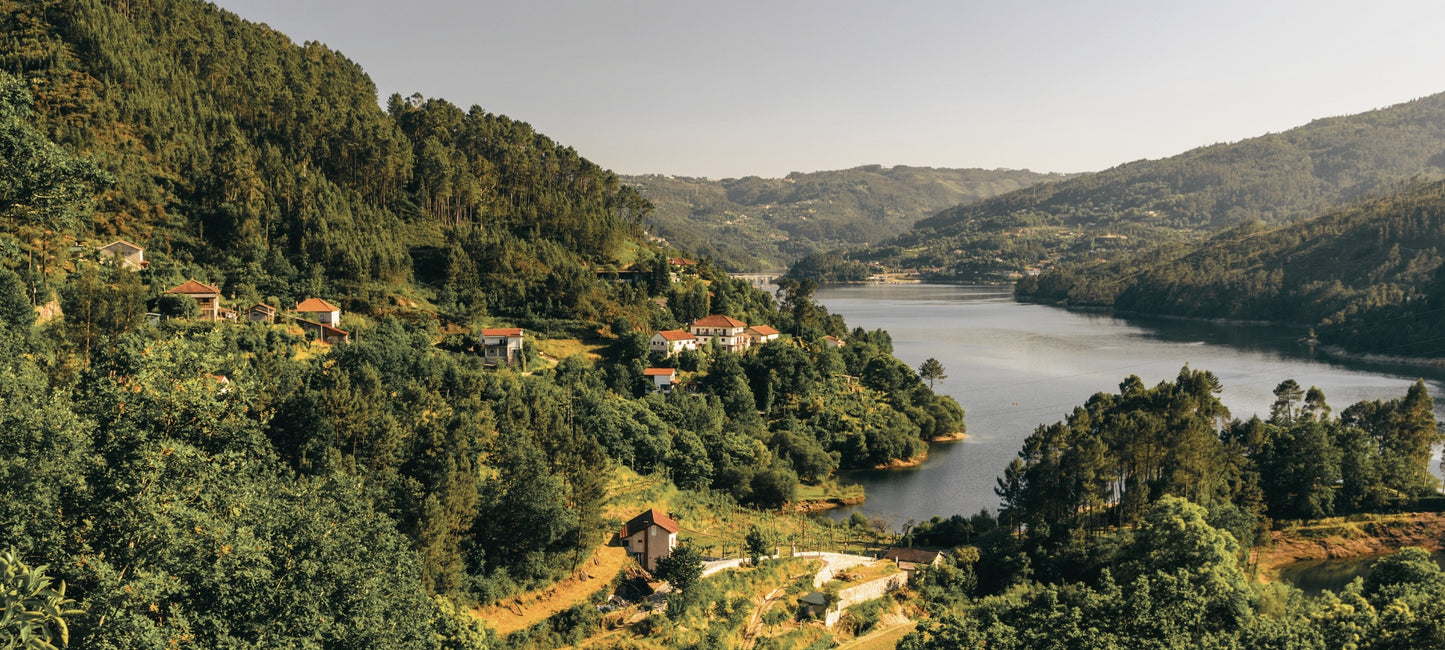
xmin=0 ymin=550 xmax=81 ymax=649
xmin=744 ymin=527 xmax=768 ymax=567
xmin=1018 ymin=180 xmax=1445 ymax=358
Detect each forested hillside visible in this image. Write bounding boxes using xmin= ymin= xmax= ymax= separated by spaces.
xmin=830 ymin=92 xmax=1445 ymax=282
xmin=1 ymin=0 xmax=650 ymax=321
xmin=0 ymin=2 xmax=969 ymax=647
xmin=1016 ymin=180 xmax=1445 ymax=358
xmin=902 ymin=369 xmax=1445 ymax=649
xmin=626 ymin=166 xmax=1068 ymax=270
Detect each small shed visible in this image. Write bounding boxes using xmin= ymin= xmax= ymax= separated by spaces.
xmin=644 ymin=367 xmax=677 ymax=394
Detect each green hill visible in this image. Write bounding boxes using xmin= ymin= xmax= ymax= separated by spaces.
xmin=842 ymin=93 xmax=1445 ymax=282
xmin=0 ymin=3 xmax=970 ymax=647
xmin=1016 ymin=179 xmax=1445 ymax=358
xmin=1 ymin=0 xmax=653 ymax=325
xmin=625 ymin=165 xmax=1069 ymax=270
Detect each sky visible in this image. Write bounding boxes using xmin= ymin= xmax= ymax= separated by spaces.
xmin=211 ymin=0 xmax=1445 ymax=179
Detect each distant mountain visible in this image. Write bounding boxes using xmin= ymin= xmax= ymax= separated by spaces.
xmin=624 ymin=165 xmax=1070 ymax=270
xmin=846 ymin=93 xmax=1445 ymax=282
xmin=1016 ymin=179 xmax=1445 ymax=358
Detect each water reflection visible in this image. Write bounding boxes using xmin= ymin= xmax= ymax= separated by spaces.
xmin=1278 ymin=550 xmax=1445 ymax=597
xmin=813 ymin=284 xmax=1445 ymax=527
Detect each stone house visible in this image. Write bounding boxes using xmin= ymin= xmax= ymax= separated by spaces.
xmin=98 ymin=239 xmax=146 ymax=270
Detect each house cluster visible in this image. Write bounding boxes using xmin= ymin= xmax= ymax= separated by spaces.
xmin=649 ymin=314 xmax=780 ymax=358
xmin=164 ymin=279 xmax=351 ymax=344
xmin=73 ymin=239 xmax=353 ymax=344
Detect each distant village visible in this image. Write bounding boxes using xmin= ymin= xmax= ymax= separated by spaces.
xmin=79 ymin=242 xmax=837 ymax=379
xmin=84 ymin=239 xmax=352 ymax=344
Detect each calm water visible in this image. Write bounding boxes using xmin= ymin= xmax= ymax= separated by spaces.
xmin=815 ymin=284 xmax=1445 ymax=527
xmin=1277 ymin=551 xmax=1445 ymax=596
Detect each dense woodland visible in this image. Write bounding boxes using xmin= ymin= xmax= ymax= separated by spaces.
xmin=4 ymin=1 xmax=1445 ymax=649
xmin=0 ymin=1 xmax=970 ymax=646
xmin=1016 ymin=180 xmax=1445 ymax=358
xmin=801 ymin=92 xmax=1445 ymax=282
xmin=899 ymin=370 xmax=1445 ymax=650
xmin=626 ymin=166 xmax=1068 ymax=271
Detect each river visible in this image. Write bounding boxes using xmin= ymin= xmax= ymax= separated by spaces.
xmin=814 ymin=284 xmax=1445 ymax=527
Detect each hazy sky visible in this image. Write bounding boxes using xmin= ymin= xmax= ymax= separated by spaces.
xmin=211 ymin=0 xmax=1445 ymax=179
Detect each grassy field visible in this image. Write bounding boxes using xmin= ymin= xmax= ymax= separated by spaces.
xmin=533 ymin=337 xmax=609 ymax=363
xmin=472 ymin=544 xmax=627 ymax=637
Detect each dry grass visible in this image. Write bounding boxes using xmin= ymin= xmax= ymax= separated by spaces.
xmin=472 ymin=544 xmax=629 ymax=637
xmin=837 ymin=619 xmax=917 ymax=650
xmin=534 ymin=337 xmax=608 ymax=363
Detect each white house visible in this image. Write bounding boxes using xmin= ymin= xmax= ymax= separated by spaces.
xmin=644 ymin=367 xmax=677 ymax=394
xmin=650 ymin=330 xmax=698 ymax=358
xmin=746 ymin=325 xmax=780 ymax=346
xmin=690 ymin=314 xmax=750 ymax=353
xmin=295 ymin=297 xmax=342 ymax=326
xmin=617 ymin=508 xmax=680 ymax=572
xmin=479 ymin=328 xmax=525 ymax=367
xmin=823 ymin=335 xmax=846 ymax=349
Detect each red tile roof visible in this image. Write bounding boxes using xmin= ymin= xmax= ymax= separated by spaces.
xmin=668 ymin=257 xmax=696 ymax=266
xmin=296 ymin=297 xmax=341 ymax=312
xmin=166 ymin=279 xmax=220 ymax=295
xmin=643 ymin=368 xmax=676 ymax=376
xmin=479 ymin=328 xmax=523 ymax=337
xmin=747 ymin=325 xmax=780 ymax=336
xmin=248 ymin=303 xmax=277 ymax=314
xmin=654 ymin=330 xmax=695 ymax=341
xmin=619 ymin=508 xmax=680 ymax=539
xmin=693 ymin=314 xmax=747 ymax=328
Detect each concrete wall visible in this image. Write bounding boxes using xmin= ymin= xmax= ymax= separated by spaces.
xmin=834 ymin=572 xmax=907 ymax=613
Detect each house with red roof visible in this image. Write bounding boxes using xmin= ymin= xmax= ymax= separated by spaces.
xmin=649 ymin=329 xmax=698 ymax=358
xmin=746 ymin=325 xmax=780 ymax=346
xmin=644 ymin=367 xmax=677 ymax=394
xmin=617 ymin=508 xmax=680 ymax=572
xmin=479 ymin=328 xmax=524 ymax=367
xmin=823 ymin=335 xmax=846 ymax=349
xmin=296 ymin=297 xmax=342 ymax=327
xmin=690 ymin=314 xmax=750 ymax=353
xmin=166 ymin=279 xmax=221 ymax=321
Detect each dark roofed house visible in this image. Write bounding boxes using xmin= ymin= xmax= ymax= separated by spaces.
xmin=246 ymin=303 xmax=277 ymax=323
xmin=166 ymin=279 xmax=221 ymax=321
xmin=882 ymin=547 xmax=944 ymax=581
xmin=296 ymin=318 xmax=350 ymax=345
xmin=617 ymin=508 xmax=680 ymax=572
